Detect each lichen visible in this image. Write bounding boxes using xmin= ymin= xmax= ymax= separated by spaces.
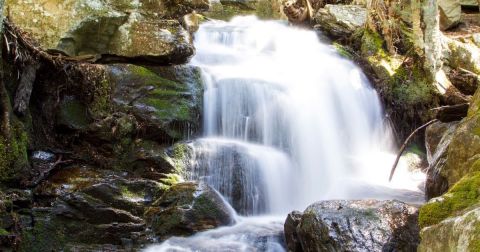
xmin=469 ymin=221 xmax=480 ymax=251
xmin=419 ymin=172 xmax=480 ymax=228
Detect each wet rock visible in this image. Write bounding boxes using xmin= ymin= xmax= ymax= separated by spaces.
xmin=109 ymin=64 xmax=203 ymax=142
xmin=425 ymin=121 xmax=459 ymax=199
xmin=313 ymin=4 xmax=367 ymax=39
xmin=56 ymin=96 xmax=91 ymax=130
xmin=284 ymin=211 xmax=303 ymax=252
xmin=286 ymin=200 xmax=419 ymax=252
xmin=418 ymin=203 xmax=480 ymax=252
xmin=145 ymin=182 xmax=235 ymax=238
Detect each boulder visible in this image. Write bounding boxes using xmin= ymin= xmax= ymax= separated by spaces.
xmin=284 ymin=211 xmax=303 ymax=252
xmin=313 ymin=4 xmax=367 ymax=39
xmin=109 ymin=64 xmax=203 ymax=141
xmin=285 ymin=200 xmax=419 ymax=252
xmin=145 ymin=182 xmax=235 ymax=238
xmin=439 ymin=0 xmax=462 ymax=31
xmin=6 ymin=0 xmax=207 ymax=64
xmin=418 ymin=206 xmax=480 ymax=252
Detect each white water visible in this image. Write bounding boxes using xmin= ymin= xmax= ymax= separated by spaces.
xmin=146 ymin=16 xmax=425 ymax=251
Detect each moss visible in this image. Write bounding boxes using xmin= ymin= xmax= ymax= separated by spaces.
xmin=0 ymin=228 xmax=9 ymax=235
xmin=468 ymin=221 xmax=480 ymax=251
xmin=0 ymin=118 xmax=29 ymax=182
xmin=419 ymin=172 xmax=480 ymax=228
xmin=58 ymin=98 xmax=90 ymax=130
xmin=89 ymin=70 xmax=112 ymax=118
xmin=160 ymin=174 xmax=183 ymax=190
xmin=361 ymin=29 xmax=388 ymax=58
xmin=120 ymin=185 xmax=143 ymax=199
xmin=333 ymin=43 xmax=353 ymax=59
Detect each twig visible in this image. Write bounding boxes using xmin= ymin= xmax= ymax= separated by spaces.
xmin=389 ymin=119 xmax=438 ymax=181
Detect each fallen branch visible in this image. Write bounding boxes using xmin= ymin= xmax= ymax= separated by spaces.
xmin=389 ymin=119 xmax=438 ymax=182
xmin=431 ymin=103 xmax=469 ymax=122
xmin=27 ymin=155 xmax=73 ymax=188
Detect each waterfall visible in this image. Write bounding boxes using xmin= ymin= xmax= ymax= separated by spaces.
xmin=145 ymin=16 xmax=425 ymax=251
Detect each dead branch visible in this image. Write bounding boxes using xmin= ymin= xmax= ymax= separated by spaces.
xmin=389 ymin=119 xmax=438 ymax=182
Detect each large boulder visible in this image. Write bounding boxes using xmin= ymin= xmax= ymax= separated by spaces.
xmin=285 ymin=200 xmax=419 ymax=252
xmin=6 ymin=0 xmax=208 ymax=63
xmin=145 ymin=182 xmax=236 ymax=239
xmin=313 ymin=4 xmax=367 ymax=39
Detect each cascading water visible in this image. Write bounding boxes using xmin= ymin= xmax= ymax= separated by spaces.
xmin=145 ymin=16 xmax=425 ymax=252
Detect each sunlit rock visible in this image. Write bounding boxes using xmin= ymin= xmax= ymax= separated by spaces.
xmin=313 ymin=4 xmax=367 ymax=39
xmin=285 ymin=200 xmax=419 ymax=252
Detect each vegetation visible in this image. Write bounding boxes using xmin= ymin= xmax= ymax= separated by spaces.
xmin=419 ymin=172 xmax=480 ymax=228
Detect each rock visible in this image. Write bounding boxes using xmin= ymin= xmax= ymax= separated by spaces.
xmin=56 ymin=96 xmax=91 ymax=130
xmin=145 ymin=182 xmax=235 ymax=238
xmin=460 ymin=0 xmax=479 ymax=6
xmin=182 ymin=13 xmax=203 ymax=33
xmin=109 ymin=64 xmax=203 ymax=141
xmin=6 ymin=0 xmax=204 ymax=64
xmin=425 ymin=121 xmax=459 ymax=199
xmin=284 ymin=211 xmax=303 ymax=252
xmin=163 ymin=140 xmax=269 ymax=215
xmin=313 ymin=4 xmax=367 ymax=39
xmin=286 ymin=200 xmax=419 ymax=252
xmin=419 ymin=172 xmax=480 ymax=229
xmin=418 ymin=206 xmax=480 ymax=252
xmin=439 ymin=0 xmax=462 ymax=31
xmin=443 ymin=37 xmax=480 ymax=75
xmin=206 ymin=0 xmax=286 ymax=20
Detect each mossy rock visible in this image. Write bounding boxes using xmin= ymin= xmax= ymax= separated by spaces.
xmin=419 ymin=171 xmax=480 ymax=228
xmin=57 ymin=96 xmax=91 ymax=130
xmin=0 ymin=116 xmax=30 ymax=183
xmin=145 ymin=182 xmax=235 ymax=238
xmin=109 ymin=64 xmax=203 ymax=142
xmin=418 ymin=205 xmax=480 ymax=252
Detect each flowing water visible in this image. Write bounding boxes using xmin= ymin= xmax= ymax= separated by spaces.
xmin=145 ymin=16 xmax=425 ymax=252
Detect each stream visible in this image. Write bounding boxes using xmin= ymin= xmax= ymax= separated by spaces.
xmin=144 ymin=16 xmax=425 ymax=252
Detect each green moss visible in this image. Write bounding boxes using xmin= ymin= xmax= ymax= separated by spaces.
xmin=89 ymin=72 xmax=112 ymax=118
xmin=0 ymin=228 xmax=9 ymax=235
xmin=468 ymin=222 xmax=480 ymax=251
xmin=361 ymin=29 xmax=388 ymax=58
xmin=419 ymin=172 xmax=480 ymax=228
xmin=120 ymin=185 xmax=142 ymax=199
xmin=58 ymin=98 xmax=90 ymax=130
xmin=333 ymin=43 xmax=353 ymax=59
xmin=0 ymin=118 xmax=29 ymax=182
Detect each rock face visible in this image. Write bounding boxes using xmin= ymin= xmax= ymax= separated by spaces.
xmin=425 ymin=121 xmax=459 ymax=199
xmin=6 ymin=0 xmax=208 ymax=63
xmin=313 ymin=4 xmax=367 ymax=39
xmin=419 ymin=206 xmax=480 ymax=252
xmin=145 ymin=182 xmax=236 ymax=238
xmin=285 ymin=200 xmax=420 ymax=252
